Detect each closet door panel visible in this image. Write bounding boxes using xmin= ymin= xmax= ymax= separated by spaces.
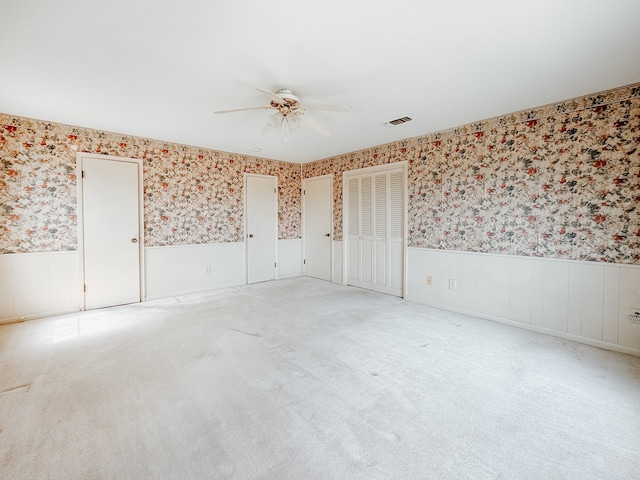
xmin=360 ymin=176 xmax=374 ymax=287
xmin=361 ymin=240 xmax=373 ymax=286
xmin=347 ymin=178 xmax=360 ymax=285
xmin=389 ymin=241 xmax=404 ymax=293
xmin=388 ymin=170 xmax=405 ymax=295
xmin=373 ymin=174 xmax=387 ymax=289
xmin=345 ymin=165 xmax=405 ymax=297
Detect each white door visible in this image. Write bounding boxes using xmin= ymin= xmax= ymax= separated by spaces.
xmin=347 ymin=176 xmax=374 ymax=290
xmin=303 ymin=175 xmax=332 ymax=281
xmin=345 ymin=165 xmax=405 ymax=297
xmin=81 ymin=156 xmax=141 ymax=309
xmin=347 ymin=177 xmax=361 ymax=287
xmin=373 ymin=173 xmax=388 ymax=290
xmin=387 ymin=170 xmax=405 ymax=293
xmin=246 ymin=174 xmax=277 ymax=284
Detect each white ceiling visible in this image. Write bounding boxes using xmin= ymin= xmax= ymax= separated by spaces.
xmin=2 ymin=1 xmax=640 ymax=164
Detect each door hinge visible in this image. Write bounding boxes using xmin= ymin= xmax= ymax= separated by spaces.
xmin=81 ymin=170 xmax=85 ymax=178
xmin=274 ymin=262 xmax=277 ymax=268
xmin=83 ymin=284 xmax=86 ymax=292
xmin=274 ymin=188 xmax=276 ymax=194
xmin=303 ymin=259 xmax=306 ymax=265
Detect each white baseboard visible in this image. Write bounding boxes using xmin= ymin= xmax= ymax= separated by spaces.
xmin=0 ymin=308 xmax=82 ymax=325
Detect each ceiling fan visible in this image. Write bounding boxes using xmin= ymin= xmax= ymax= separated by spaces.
xmin=214 ymin=88 xmax=349 ymax=139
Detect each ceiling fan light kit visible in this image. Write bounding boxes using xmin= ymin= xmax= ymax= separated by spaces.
xmin=215 ymin=88 xmax=348 ymax=139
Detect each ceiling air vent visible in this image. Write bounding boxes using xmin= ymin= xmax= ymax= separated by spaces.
xmin=385 ymin=116 xmax=412 ymax=126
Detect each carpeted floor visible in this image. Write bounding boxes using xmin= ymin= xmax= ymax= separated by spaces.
xmin=1 ymin=277 xmax=639 ymax=479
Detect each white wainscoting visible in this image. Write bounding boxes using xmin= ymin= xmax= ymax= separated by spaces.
xmin=0 ymin=251 xmax=80 ymax=323
xmin=332 ymin=240 xmax=343 ymax=284
xmin=278 ymin=239 xmax=303 ymax=279
xmin=0 ymin=241 xmax=300 ymax=320
xmin=405 ymin=247 xmax=640 ymax=356
xmin=145 ymin=242 xmax=245 ymax=300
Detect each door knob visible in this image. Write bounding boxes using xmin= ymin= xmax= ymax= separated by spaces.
xmin=131 ymin=238 xmax=138 ymax=244
xmin=249 ymin=234 xmax=254 ymax=238
xmin=325 ymin=233 xmax=330 ymax=237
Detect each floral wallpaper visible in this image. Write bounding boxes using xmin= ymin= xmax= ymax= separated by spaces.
xmin=303 ymin=83 xmax=640 ymax=264
xmin=0 ymin=116 xmax=301 ymax=253
xmin=2 ymin=82 xmax=638 ymax=264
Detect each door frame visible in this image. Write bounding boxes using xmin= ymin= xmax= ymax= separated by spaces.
xmin=342 ymin=161 xmax=408 ymax=297
xmin=76 ymin=152 xmax=145 ymax=310
xmin=302 ymin=174 xmax=333 ymax=281
xmin=244 ymin=173 xmax=278 ymax=284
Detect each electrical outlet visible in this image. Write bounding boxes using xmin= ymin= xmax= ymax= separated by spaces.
xmin=205 ymin=265 xmax=211 ymax=275
xmin=448 ymin=279 xmax=457 ymax=290
xmin=426 ymin=276 xmax=432 ymax=285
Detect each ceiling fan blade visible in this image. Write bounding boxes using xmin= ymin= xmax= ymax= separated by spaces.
xmin=260 ymin=112 xmax=283 ymax=135
xmin=214 ymin=105 xmax=270 ymax=114
xmin=257 ymin=88 xmax=285 ymax=105
xmin=301 ymin=113 xmax=331 ymax=136
xmin=301 ymin=102 xmax=349 ymax=113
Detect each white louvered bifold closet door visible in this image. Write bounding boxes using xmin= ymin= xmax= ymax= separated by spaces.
xmin=374 ymin=173 xmax=388 ymax=290
xmin=388 ymin=171 xmax=405 ymax=294
xmin=346 ymin=166 xmax=405 ymax=297
xmin=361 ymin=176 xmax=374 ymax=286
xmin=347 ymin=177 xmax=360 ymax=287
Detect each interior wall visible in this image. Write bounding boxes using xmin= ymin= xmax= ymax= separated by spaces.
xmin=303 ymin=82 xmax=640 ymax=265
xmin=0 ymin=115 xmax=302 ymax=319
xmin=0 ymin=251 xmax=79 ymax=322
xmin=0 ymin=115 xmax=301 ymax=254
xmin=1 ymin=83 xmax=639 ymax=349
xmin=302 ymin=82 xmax=640 ymax=354
xmin=406 ymin=248 xmax=640 ymax=355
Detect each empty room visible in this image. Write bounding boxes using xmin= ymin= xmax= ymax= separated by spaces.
xmin=1 ymin=1 xmax=640 ymax=479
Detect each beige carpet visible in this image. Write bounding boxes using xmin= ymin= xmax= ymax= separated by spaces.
xmin=1 ymin=277 xmax=639 ymax=479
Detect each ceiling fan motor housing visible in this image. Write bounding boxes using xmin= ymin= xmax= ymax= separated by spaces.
xmin=272 ymin=89 xmax=301 ymax=115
